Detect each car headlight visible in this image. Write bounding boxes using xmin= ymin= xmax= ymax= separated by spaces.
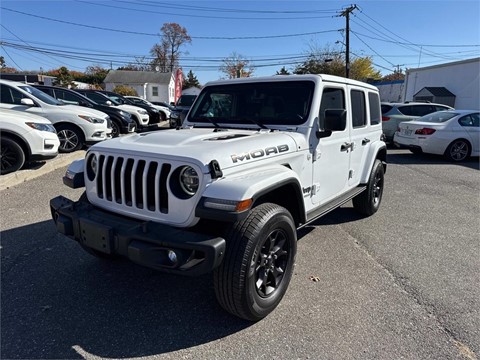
xmin=78 ymin=115 xmax=105 ymax=124
xmin=179 ymin=166 xmax=199 ymax=196
xmin=25 ymin=122 xmax=56 ymax=133
xmin=138 ymin=110 xmax=148 ymax=115
xmin=120 ymin=110 xmax=130 ymax=118
xmin=86 ymin=153 xmax=98 ymax=181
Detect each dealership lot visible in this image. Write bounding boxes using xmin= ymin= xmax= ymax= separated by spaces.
xmin=1 ymin=149 xmax=478 ymax=359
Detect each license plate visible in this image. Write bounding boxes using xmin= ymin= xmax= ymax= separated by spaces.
xmin=402 ymin=129 xmax=413 ymax=136
xmin=79 ymin=218 xmax=114 ymax=254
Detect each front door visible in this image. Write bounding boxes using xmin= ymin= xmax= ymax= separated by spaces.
xmin=311 ymin=85 xmax=351 ymax=205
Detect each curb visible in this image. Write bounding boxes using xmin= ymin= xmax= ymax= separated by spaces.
xmin=0 ymin=150 xmax=86 ymax=191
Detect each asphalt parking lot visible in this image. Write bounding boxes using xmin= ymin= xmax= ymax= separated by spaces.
xmin=1 ymin=148 xmax=479 ymax=359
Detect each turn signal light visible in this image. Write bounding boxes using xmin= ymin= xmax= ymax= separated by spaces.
xmin=415 ymin=128 xmax=436 ymax=135
xmin=382 ymin=116 xmax=390 ymax=121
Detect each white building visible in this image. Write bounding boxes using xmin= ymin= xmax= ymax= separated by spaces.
xmin=103 ymin=70 xmax=175 ymax=104
xmin=403 ymin=58 xmax=480 ymax=109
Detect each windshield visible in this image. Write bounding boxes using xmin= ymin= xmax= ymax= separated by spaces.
xmin=177 ymin=95 xmax=196 ymax=107
xmin=189 ymin=81 xmax=314 ymax=126
xmin=105 ymin=93 xmax=126 ymax=104
xmin=19 ymin=85 xmax=63 ymax=106
xmin=418 ymin=111 xmax=457 ymax=123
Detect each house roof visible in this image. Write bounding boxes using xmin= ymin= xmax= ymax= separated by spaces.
xmin=415 ymin=87 xmax=455 ymax=97
xmin=104 ymin=70 xmax=172 ymax=84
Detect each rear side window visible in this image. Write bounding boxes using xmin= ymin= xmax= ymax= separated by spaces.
xmin=381 ymin=104 xmax=393 ymax=114
xmin=351 ymin=90 xmax=366 ymax=128
xmin=399 ymin=105 xmax=435 ymax=116
xmin=458 ymin=113 xmax=480 ymax=127
xmin=57 ymin=90 xmax=81 ymax=105
xmin=368 ymin=93 xmax=381 ymax=125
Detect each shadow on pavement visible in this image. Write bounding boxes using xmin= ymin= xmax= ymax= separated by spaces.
xmin=1 ymin=220 xmax=252 ymax=359
xmin=387 ymin=149 xmax=479 ymax=170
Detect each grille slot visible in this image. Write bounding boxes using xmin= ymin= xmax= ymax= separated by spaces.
xmin=94 ymin=155 xmax=171 ymax=213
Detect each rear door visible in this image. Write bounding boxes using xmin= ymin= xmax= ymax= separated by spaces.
xmin=348 ymin=88 xmax=381 ymax=186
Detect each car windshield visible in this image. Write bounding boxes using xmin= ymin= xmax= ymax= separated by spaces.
xmin=19 ymin=85 xmax=63 ymax=106
xmin=189 ymin=81 xmax=314 ymax=127
xmin=417 ymin=111 xmax=458 ymax=123
xmin=177 ymin=95 xmax=196 ymax=107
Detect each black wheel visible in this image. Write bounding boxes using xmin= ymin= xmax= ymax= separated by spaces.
xmin=214 ymin=203 xmax=297 ymax=321
xmin=56 ymin=124 xmax=84 ymax=153
xmin=77 ymin=192 xmax=118 ymax=260
xmin=353 ymin=159 xmax=384 ymax=216
xmin=1 ymin=137 xmax=25 ymax=175
xmin=444 ymin=139 xmax=470 ymax=162
xmin=110 ymin=121 xmax=120 ymax=137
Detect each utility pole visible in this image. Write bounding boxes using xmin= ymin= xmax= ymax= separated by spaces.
xmin=339 ymin=4 xmax=357 ymax=78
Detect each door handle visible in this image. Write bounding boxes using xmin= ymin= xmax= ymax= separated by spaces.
xmin=362 ymin=138 xmax=371 ymax=146
xmin=341 ymin=142 xmax=353 ymax=152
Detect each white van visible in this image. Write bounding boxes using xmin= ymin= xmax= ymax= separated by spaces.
xmin=0 ymin=80 xmax=112 ymax=152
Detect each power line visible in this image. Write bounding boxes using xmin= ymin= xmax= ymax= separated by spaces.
xmin=0 ymin=7 xmax=340 ymax=40
xmin=76 ymin=0 xmax=337 ymax=20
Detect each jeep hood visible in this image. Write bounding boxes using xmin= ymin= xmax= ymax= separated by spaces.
xmin=91 ymin=128 xmax=306 ymax=171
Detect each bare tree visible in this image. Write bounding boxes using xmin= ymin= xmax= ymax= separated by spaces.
xmin=150 ymin=23 xmax=191 ymax=73
xmin=220 ymin=52 xmax=254 ymax=79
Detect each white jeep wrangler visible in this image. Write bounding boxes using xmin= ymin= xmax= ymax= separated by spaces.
xmin=51 ymin=74 xmax=387 ymax=321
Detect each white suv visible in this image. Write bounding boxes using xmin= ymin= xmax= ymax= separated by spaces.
xmin=0 ymin=109 xmax=60 ymax=175
xmin=51 ymin=74 xmax=387 ymax=321
xmin=0 ymin=80 xmax=112 ymax=152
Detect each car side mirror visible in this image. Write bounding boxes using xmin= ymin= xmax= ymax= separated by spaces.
xmin=316 ymin=109 xmax=346 ymax=139
xmin=106 ymin=100 xmax=112 ymax=106
xmin=20 ymin=98 xmax=35 ymax=106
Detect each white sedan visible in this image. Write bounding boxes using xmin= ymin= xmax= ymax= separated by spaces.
xmin=394 ymin=110 xmax=479 ymax=162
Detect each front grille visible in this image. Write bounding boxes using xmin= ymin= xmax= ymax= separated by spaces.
xmin=95 ymin=155 xmax=171 ymax=214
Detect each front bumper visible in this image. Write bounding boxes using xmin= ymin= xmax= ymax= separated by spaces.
xmin=50 ymin=195 xmax=226 ymax=276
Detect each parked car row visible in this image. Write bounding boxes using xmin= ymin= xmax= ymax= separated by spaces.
xmin=0 ymin=79 xmax=172 ymax=175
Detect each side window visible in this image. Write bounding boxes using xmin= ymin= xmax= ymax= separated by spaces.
xmin=412 ymin=105 xmax=434 ymax=116
xmin=458 ymin=114 xmax=479 ymax=127
xmin=398 ymin=105 xmax=413 ymax=115
xmin=319 ymin=87 xmax=345 ymax=130
xmin=87 ymin=93 xmax=106 ymax=104
xmin=57 ymin=90 xmax=81 ymax=105
xmin=0 ymin=85 xmax=27 ymax=105
xmin=368 ymin=92 xmax=381 ymax=125
xmin=0 ymin=84 xmax=14 ymax=103
xmin=351 ymin=90 xmax=366 ymax=128
xmin=152 ymin=87 xmax=159 ymax=97
xmin=435 ymin=105 xmax=450 ymax=111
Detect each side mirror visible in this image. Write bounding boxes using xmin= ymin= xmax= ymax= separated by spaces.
xmin=106 ymin=100 xmax=112 ymax=106
xmin=20 ymin=98 xmax=35 ymax=106
xmin=316 ymin=109 xmax=346 ymax=138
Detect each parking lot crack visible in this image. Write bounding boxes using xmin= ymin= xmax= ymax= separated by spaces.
xmin=339 ymin=226 xmax=478 ymax=360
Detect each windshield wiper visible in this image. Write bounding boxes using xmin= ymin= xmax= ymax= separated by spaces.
xmin=233 ymin=117 xmax=269 ymax=130
xmin=197 ymin=115 xmax=221 ymax=128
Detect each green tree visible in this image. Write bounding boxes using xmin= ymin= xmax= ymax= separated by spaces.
xmin=294 ymin=45 xmax=381 ymax=81
xmin=51 ymin=66 xmax=76 ymax=88
xmin=112 ymin=85 xmax=137 ymax=96
xmin=220 ymin=52 xmax=254 ymax=79
xmin=276 ymin=66 xmax=290 ymax=75
xmin=150 ymin=23 xmax=191 ymax=73
xmin=381 ymin=70 xmax=405 ymax=82
xmin=82 ymin=65 xmax=109 ymax=85
xmin=183 ymin=70 xmax=200 ymax=89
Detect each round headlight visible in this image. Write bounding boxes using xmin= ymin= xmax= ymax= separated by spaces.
xmin=179 ymin=166 xmax=199 ymax=196
xmin=86 ymin=153 xmax=97 ymax=181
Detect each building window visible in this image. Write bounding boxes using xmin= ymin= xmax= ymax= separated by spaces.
xmin=152 ymin=86 xmax=158 ymax=96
